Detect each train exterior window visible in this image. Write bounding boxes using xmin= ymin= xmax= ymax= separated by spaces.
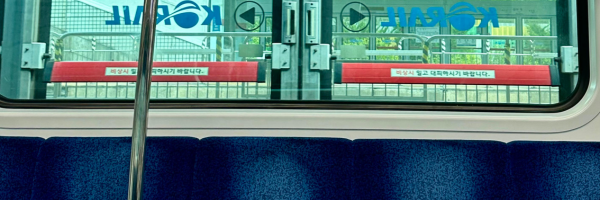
xmin=0 ymin=0 xmax=588 ymax=111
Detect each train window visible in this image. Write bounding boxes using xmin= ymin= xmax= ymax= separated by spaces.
xmin=0 ymin=0 xmax=588 ymax=111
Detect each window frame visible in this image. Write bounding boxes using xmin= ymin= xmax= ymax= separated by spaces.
xmin=0 ymin=0 xmax=592 ymax=114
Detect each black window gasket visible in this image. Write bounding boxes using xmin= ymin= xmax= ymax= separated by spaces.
xmin=0 ymin=0 xmax=591 ymax=113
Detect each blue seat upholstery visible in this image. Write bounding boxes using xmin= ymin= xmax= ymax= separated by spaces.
xmin=4 ymin=136 xmax=597 ymax=199
xmin=31 ymin=137 xmax=198 ymax=200
xmin=0 ymin=137 xmax=44 ymax=200
xmin=193 ymin=137 xmax=352 ymax=200
xmin=353 ymin=139 xmax=511 ymax=199
xmin=510 ymin=141 xmax=600 ymax=199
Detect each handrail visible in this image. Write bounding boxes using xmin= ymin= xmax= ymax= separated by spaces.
xmin=426 ymin=35 xmax=557 ymax=43
xmin=54 ymin=32 xmax=558 ymax=65
xmin=57 ymin=32 xmax=557 ymax=42
xmin=128 ymin=0 xmax=159 ymax=199
xmin=332 ymin=32 xmax=428 ymax=43
xmin=57 ymin=31 xmax=272 ymax=40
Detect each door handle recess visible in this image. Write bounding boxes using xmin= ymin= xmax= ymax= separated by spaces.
xmin=304 ymin=2 xmax=320 ymax=44
xmin=282 ymin=1 xmax=298 ymax=44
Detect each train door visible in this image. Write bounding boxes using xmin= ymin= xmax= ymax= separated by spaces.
xmin=271 ymin=0 xmax=565 ymax=102
xmin=268 ymin=0 xmax=334 ymax=100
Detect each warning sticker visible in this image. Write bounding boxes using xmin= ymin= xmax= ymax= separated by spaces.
xmin=391 ymin=69 xmax=495 ymax=78
xmin=105 ymin=67 xmax=209 ymax=76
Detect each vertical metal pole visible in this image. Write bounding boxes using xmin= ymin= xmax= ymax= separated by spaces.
xmin=216 ymin=36 xmax=223 ymax=61
xmin=504 ymin=39 xmax=511 ymax=65
xmin=319 ymin=0 xmax=333 ymax=100
xmin=516 ymin=17 xmax=524 ymax=65
xmin=422 ymin=41 xmax=429 ymax=64
xmin=33 ymin=0 xmax=52 ymax=100
xmin=482 ymin=38 xmax=490 ymax=64
xmin=441 ymin=39 xmax=446 ymax=64
xmin=557 ymin=0 xmax=573 ymax=101
xmin=568 ymin=0 xmax=578 ymax=89
xmin=128 ymin=0 xmax=159 ymax=199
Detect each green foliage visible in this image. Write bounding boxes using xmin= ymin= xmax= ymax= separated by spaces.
xmin=523 ymin=22 xmax=552 ymax=65
xmin=374 ymin=17 xmax=402 ymax=60
xmin=340 ymin=17 xmax=370 ymax=60
xmin=527 ymin=23 xmax=550 ymax=36
xmin=364 ymin=18 xmax=554 ymax=65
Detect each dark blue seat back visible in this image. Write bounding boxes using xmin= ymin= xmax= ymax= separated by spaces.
xmin=353 ymin=139 xmax=511 ymax=199
xmin=31 ymin=137 xmax=198 ymax=200
xmin=194 ymin=137 xmax=352 ymax=200
xmin=0 ymin=137 xmax=44 ymax=200
xmin=8 ymin=135 xmax=598 ymax=200
xmin=510 ymin=141 xmax=600 ymax=199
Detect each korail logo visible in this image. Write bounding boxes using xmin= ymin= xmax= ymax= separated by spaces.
xmin=380 ymin=2 xmax=499 ymax=31
xmin=105 ymin=0 xmax=222 ymax=29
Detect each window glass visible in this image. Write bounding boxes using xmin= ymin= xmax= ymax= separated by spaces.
xmin=375 ymin=17 xmax=404 ymax=61
xmin=0 ymin=0 xmax=582 ymax=109
xmin=523 ymin=19 xmax=553 ymax=65
xmin=340 ymin=16 xmax=370 ymax=60
xmin=450 ymin=19 xmax=482 ymax=65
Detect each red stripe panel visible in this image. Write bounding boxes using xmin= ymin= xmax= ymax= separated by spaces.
xmin=341 ymin=63 xmax=551 ymax=86
xmin=51 ymin=61 xmax=259 ymax=82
